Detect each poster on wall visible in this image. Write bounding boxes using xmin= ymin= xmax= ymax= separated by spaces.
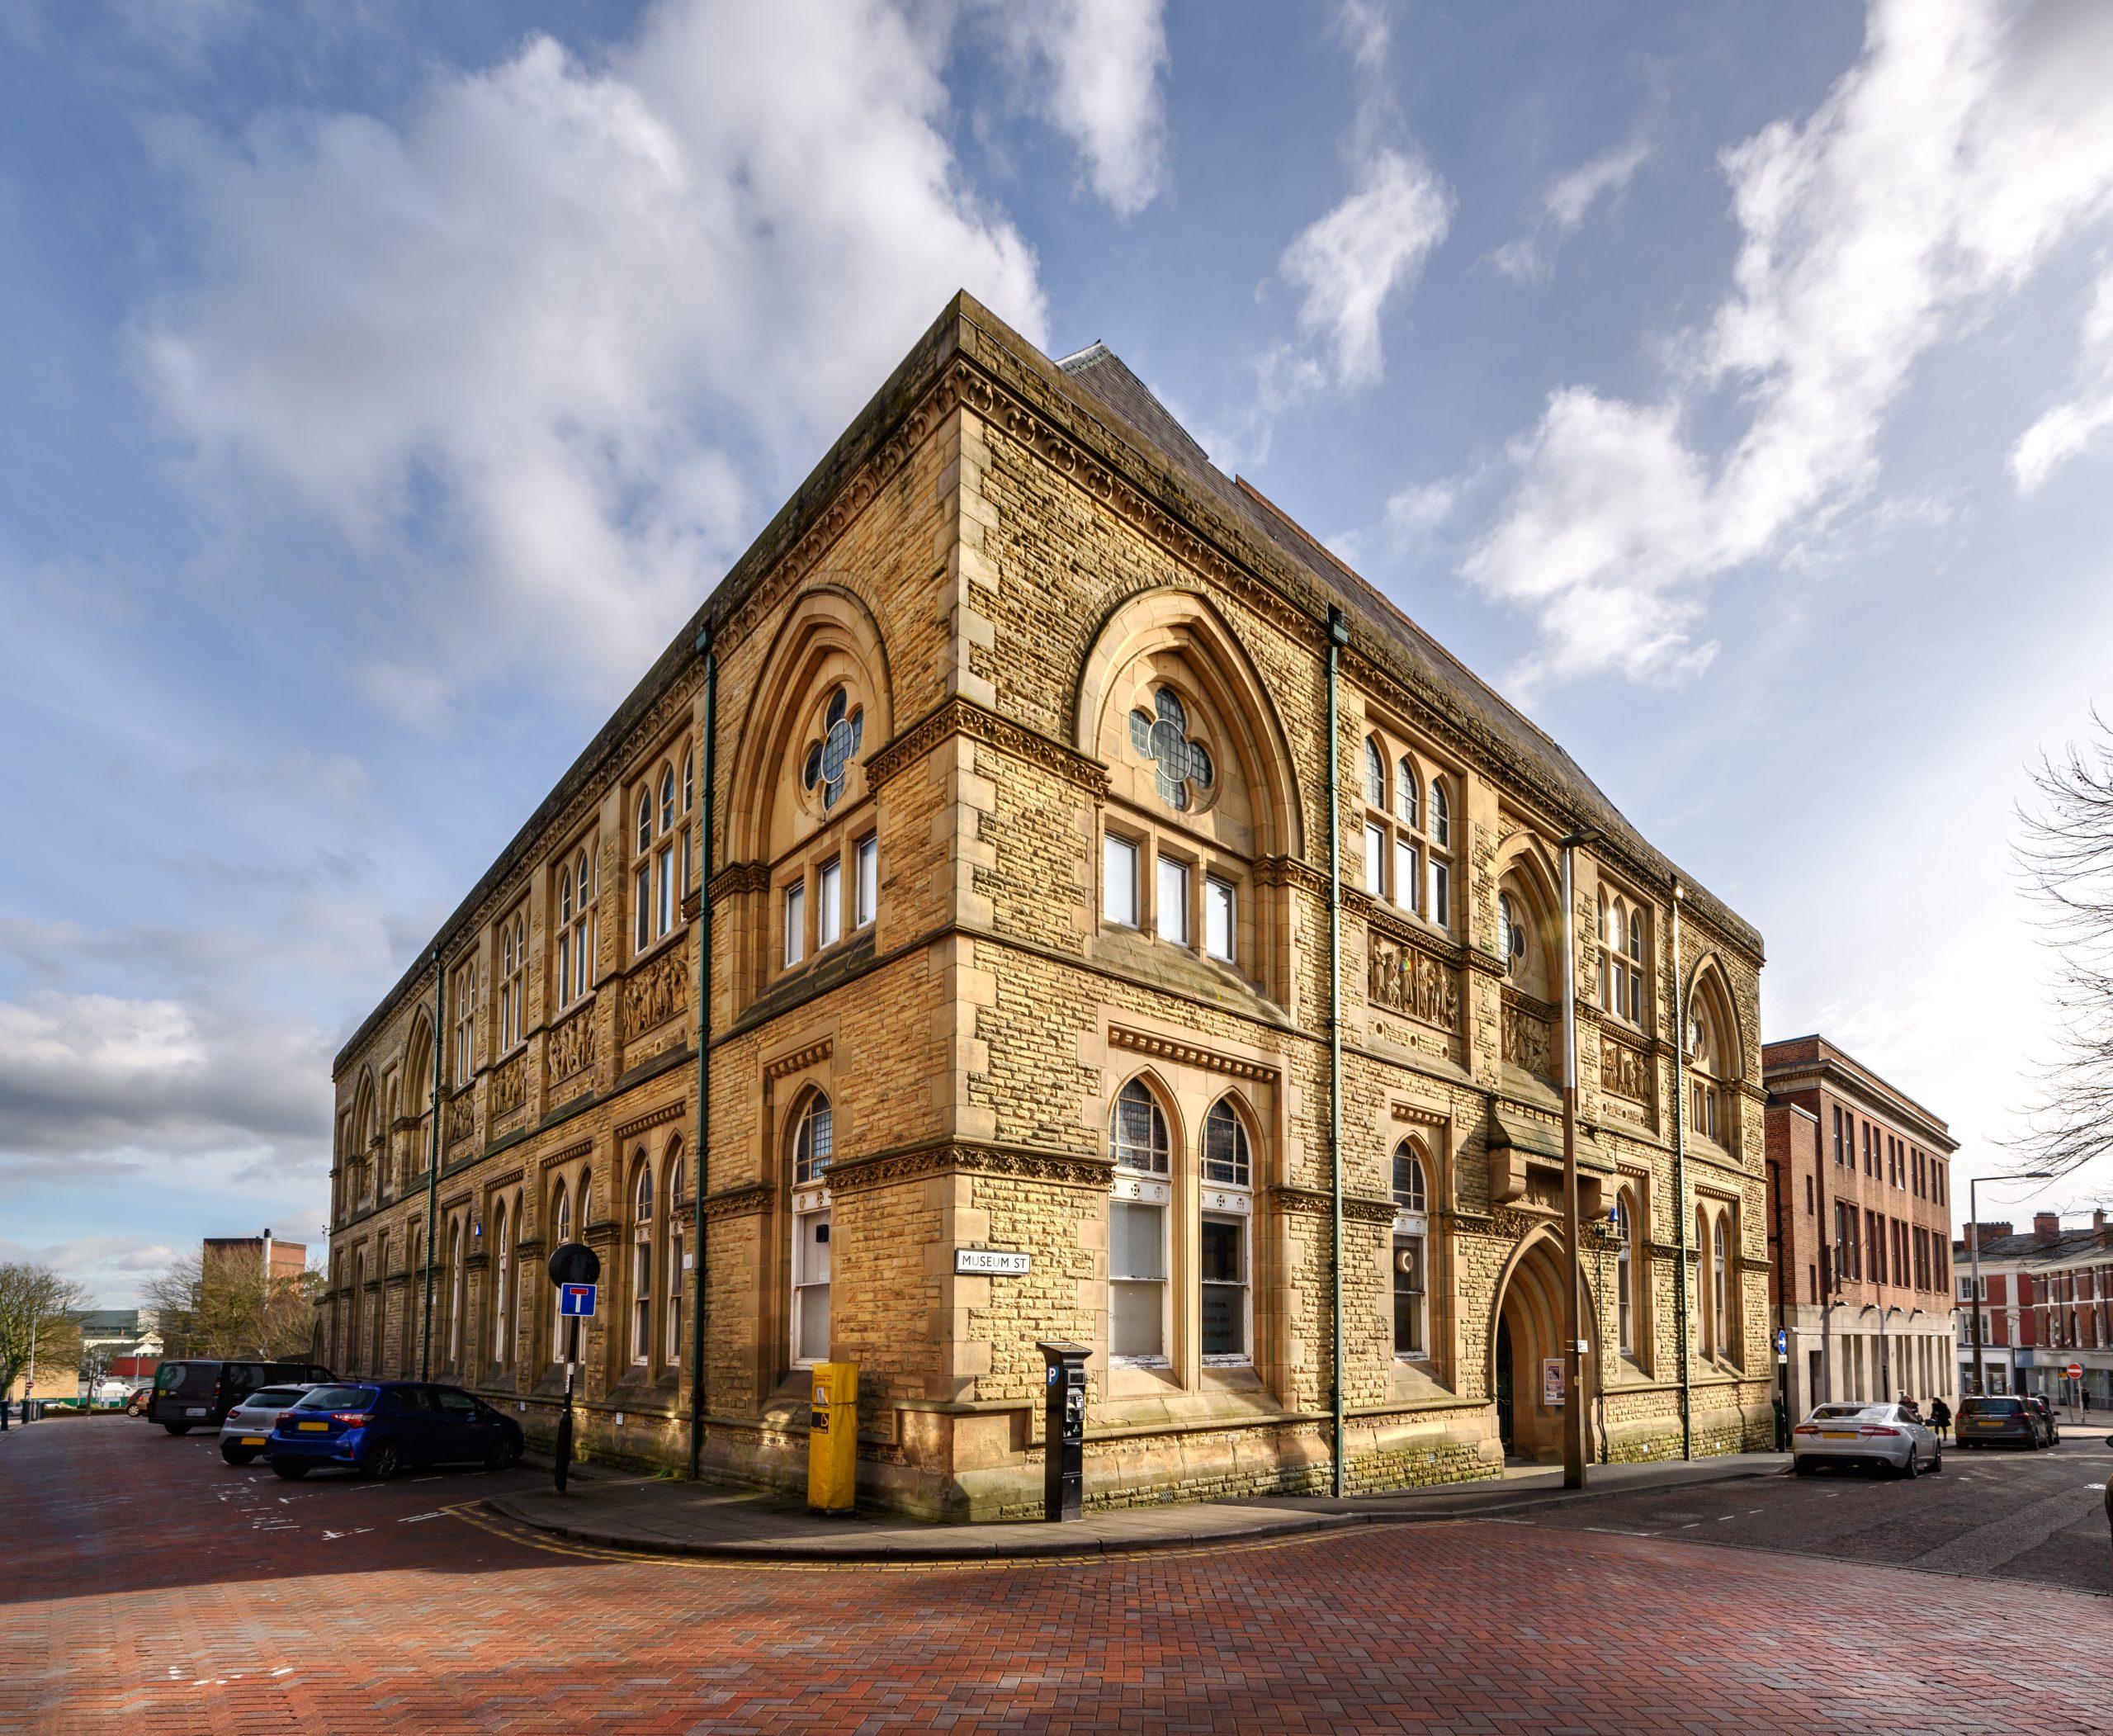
xmin=1542 ymin=1357 xmax=1565 ymax=1408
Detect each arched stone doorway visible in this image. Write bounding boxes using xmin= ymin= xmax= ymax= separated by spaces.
xmin=1491 ymin=1232 xmax=1595 ymax=1464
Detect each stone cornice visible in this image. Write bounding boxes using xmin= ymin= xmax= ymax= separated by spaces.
xmin=708 ymin=860 xmax=773 ymax=899
xmin=1107 ymin=1024 xmax=1279 ymax=1085
xmin=1348 ymin=889 xmax=1468 ymax=969
xmin=1271 ymin=1185 xmax=1398 ymax=1226
xmin=613 ymin=1100 xmax=687 ymax=1146
xmin=700 ymin=1181 xmax=773 ymax=1222
xmin=540 ymin=1138 xmax=595 ymax=1171
xmin=866 ymin=693 xmax=1111 ymax=797
xmin=763 ymin=1039 xmax=832 ymax=1083
xmin=1251 ymin=854 xmax=1327 ymax=897
xmin=825 ymin=1138 xmax=1113 ymax=1195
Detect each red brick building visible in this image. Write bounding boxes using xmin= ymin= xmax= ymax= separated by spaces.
xmin=1953 ymin=1213 xmax=2113 ymax=1403
xmin=1761 ymin=1036 xmax=1957 ymax=1420
xmin=203 ymin=1231 xmax=308 ymax=1285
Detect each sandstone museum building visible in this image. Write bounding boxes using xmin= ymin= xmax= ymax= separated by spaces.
xmin=324 ymin=295 xmax=1774 ymax=1517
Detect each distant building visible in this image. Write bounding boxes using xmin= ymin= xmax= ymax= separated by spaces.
xmin=1952 ymin=1213 xmax=2113 ymax=1405
xmin=78 ymin=1308 xmax=163 ymax=1374
xmin=1762 ymin=1036 xmax=1958 ymax=1420
xmin=204 ymin=1232 xmax=307 ymax=1284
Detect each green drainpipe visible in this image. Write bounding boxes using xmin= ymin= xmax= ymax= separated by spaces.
xmin=421 ymin=950 xmax=444 ymax=1382
xmin=1326 ymin=606 xmax=1349 ymax=1497
xmin=1671 ymin=879 xmax=1692 ymax=1459
xmin=688 ymin=631 xmax=716 ymax=1481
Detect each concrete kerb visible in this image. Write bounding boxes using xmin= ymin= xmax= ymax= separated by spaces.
xmin=485 ymin=1454 xmax=1792 ymax=1563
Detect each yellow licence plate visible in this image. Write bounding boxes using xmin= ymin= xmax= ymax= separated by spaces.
xmin=1821 ymin=1431 xmax=1857 ymax=1440
xmin=240 ymin=1436 xmax=267 ymax=1446
xmin=297 ymin=1421 xmax=329 ymax=1431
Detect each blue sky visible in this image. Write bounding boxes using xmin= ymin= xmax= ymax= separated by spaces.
xmin=6 ymin=0 xmax=2113 ymax=1305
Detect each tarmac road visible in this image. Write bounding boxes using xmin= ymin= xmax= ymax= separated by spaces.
xmin=1508 ymin=1428 xmax=2113 ymax=1594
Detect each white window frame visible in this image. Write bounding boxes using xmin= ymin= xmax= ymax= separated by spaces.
xmin=783 ymin=880 xmax=806 ymax=967
xmin=855 ymin=834 xmax=878 ymax=929
xmin=1156 ymin=854 xmax=1191 ymax=946
xmin=790 ymin=1094 xmax=834 ymax=1368
xmin=1203 ymin=875 xmax=1236 ymax=963
xmin=1394 ymin=835 xmax=1419 ymax=915
xmin=817 ymin=855 xmax=843 ymax=949
xmin=631 ymin=1165 xmax=653 ymax=1366
xmin=1364 ymin=821 xmax=1387 ymax=897
xmin=1200 ymin=1200 xmax=1251 ymax=1365
xmin=1103 ymin=832 xmax=1139 ymax=928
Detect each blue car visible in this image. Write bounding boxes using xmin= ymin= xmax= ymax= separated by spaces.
xmin=267 ymin=1380 xmax=525 ymax=1480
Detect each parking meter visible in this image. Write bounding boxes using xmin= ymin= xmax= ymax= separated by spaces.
xmin=1037 ymin=1341 xmax=1092 ymax=1521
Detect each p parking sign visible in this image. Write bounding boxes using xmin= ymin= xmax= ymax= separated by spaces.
xmin=559 ymin=1282 xmax=598 ymax=1317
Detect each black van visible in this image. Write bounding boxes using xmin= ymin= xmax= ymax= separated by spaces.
xmin=149 ymin=1360 xmax=335 ymax=1434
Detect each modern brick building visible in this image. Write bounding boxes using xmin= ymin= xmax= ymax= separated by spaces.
xmin=324 ymin=294 xmax=1774 ymax=1516
xmin=1954 ymin=1213 xmax=2113 ymax=1405
xmin=1761 ymin=1036 xmax=1957 ymax=1421
xmin=203 ymin=1232 xmax=308 ymax=1285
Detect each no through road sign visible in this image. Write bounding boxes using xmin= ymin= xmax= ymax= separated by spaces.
xmin=559 ymin=1282 xmax=598 ymax=1317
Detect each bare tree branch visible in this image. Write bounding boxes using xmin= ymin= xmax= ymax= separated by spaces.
xmin=0 ymin=1263 xmax=92 ymax=1397
xmin=142 ymin=1248 xmax=321 ymax=1362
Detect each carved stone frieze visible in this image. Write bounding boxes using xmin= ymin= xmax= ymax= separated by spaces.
xmin=622 ymin=948 xmax=689 ymax=1043
xmin=445 ymin=1091 xmax=476 ymax=1151
xmin=1270 ymin=1185 xmax=1398 ymax=1226
xmin=546 ymin=1003 xmax=596 ymax=1085
xmin=764 ymin=1039 xmax=833 ymax=1082
xmin=1599 ymin=1036 xmax=1651 ymax=1104
xmin=1365 ymin=934 xmax=1459 ymax=1031
xmin=825 ymin=1140 xmax=1113 ymax=1195
xmin=700 ymin=1181 xmax=773 ymax=1222
xmin=1501 ymin=989 xmax=1554 ymax=1078
xmin=1106 ymin=1025 xmax=1278 ymax=1084
xmin=1250 ymin=854 xmax=1328 ymax=897
xmin=489 ymin=1052 xmax=527 ymax=1120
xmin=614 ymin=1100 xmax=687 ymax=1145
xmin=708 ymin=861 xmax=773 ymax=899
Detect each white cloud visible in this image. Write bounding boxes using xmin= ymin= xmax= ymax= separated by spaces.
xmin=136 ymin=0 xmax=1049 ymax=717
xmin=2011 ymin=265 xmax=2113 ymax=490
xmin=1491 ymin=129 xmax=1652 ymax=284
xmin=1465 ymin=0 xmax=2113 ymax=690
xmin=1281 ymin=148 xmax=1453 ymax=390
xmin=990 ymin=0 xmax=1170 ymax=217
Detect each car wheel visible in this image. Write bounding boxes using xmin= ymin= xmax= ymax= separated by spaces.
xmin=272 ymin=1460 xmax=310 ymax=1480
xmin=220 ymin=1446 xmax=256 ymax=1466
xmin=1930 ymin=1445 xmax=1943 ymax=1473
xmin=163 ymin=1422 xmax=192 ymax=1436
xmin=1900 ymin=1444 xmax=1920 ymax=1478
xmin=484 ymin=1435 xmax=522 ymax=1472
xmin=362 ymin=1439 xmax=404 ymax=1481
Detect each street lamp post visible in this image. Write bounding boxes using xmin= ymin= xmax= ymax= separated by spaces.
xmin=1967 ymin=1172 xmax=2049 ymax=1398
xmin=1558 ymin=825 xmax=1605 ymax=1492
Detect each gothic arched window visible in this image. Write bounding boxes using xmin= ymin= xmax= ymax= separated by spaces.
xmin=1110 ymin=1078 xmax=1171 ymax=1174
xmin=792 ymin=1093 xmax=834 ymax=1185
xmin=801 ymin=687 xmax=865 ymax=811
xmin=1128 ymin=688 xmax=1214 ymax=813
xmin=1203 ymin=1097 xmax=1251 ymax=1185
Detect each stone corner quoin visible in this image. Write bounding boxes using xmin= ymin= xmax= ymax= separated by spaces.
xmin=320 ymin=290 xmax=1789 ymax=1520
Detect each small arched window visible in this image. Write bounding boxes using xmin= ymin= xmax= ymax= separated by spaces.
xmin=1428 ymin=781 xmax=1449 ymax=848
xmin=634 ymin=1161 xmax=653 ymax=1224
xmin=559 ymin=843 xmax=598 ymax=1008
xmin=665 ymin=1140 xmax=685 ymax=1365
xmin=1625 ymin=912 xmax=1643 ymax=1023
xmin=659 ymin=765 xmax=676 ymax=835
xmin=492 ymin=1200 xmax=512 ymax=1365
xmin=1392 ymin=1141 xmax=1428 ymax=1213
xmin=636 ymin=792 xmax=652 ymax=855
xmin=1202 ymin=1098 xmax=1251 ymax=1186
xmin=1364 ymin=739 xmax=1387 ymax=808
xmin=1397 ymin=757 xmax=1418 ymax=827
xmin=1109 ymin=1078 xmax=1170 ymax=1175
xmin=631 ymin=1155 xmax=653 ymax=1365
xmin=682 ymin=748 xmax=694 ymax=814
xmin=792 ymin=1092 xmax=834 ymax=1185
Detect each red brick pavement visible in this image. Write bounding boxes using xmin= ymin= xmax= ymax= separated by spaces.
xmin=4 ymin=1417 xmax=2106 ymax=1734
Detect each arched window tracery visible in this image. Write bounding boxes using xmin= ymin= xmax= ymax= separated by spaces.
xmin=557 ymin=842 xmax=598 ymax=1009
xmin=631 ymin=1156 xmax=653 ymax=1365
xmin=789 ymin=1090 xmax=834 ymax=1367
xmin=636 ymin=756 xmax=681 ymax=953
xmin=1392 ymin=1138 xmax=1430 ymax=1358
xmin=1129 ymin=687 xmax=1215 ymax=813
xmin=1108 ymin=1078 xmax=1174 ymax=1365
xmin=1202 ymin=1097 xmax=1251 ymax=1186
xmin=665 ymin=1142 xmax=685 ymax=1365
xmin=1614 ymin=1190 xmax=1636 ymax=1357
xmin=1110 ymin=1078 xmax=1170 ymax=1175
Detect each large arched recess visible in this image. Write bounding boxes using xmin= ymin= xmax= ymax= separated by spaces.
xmin=726 ymin=581 xmax=895 ymax=867
xmin=1072 ymin=587 xmax=1305 ymax=861
xmin=1680 ymin=953 xmax=1747 ymax=1077
xmin=1488 ymin=829 xmax=1563 ymax=1005
xmin=1485 ymin=1225 xmax=1600 ymax=1464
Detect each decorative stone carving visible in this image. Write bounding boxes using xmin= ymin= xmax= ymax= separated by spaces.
xmin=1600 ymin=1037 xmax=1651 ymax=1104
xmin=547 ymin=1003 xmax=596 ymax=1085
xmin=622 ymin=948 xmax=688 ymax=1043
xmin=1501 ymin=991 xmax=1554 ymax=1078
xmin=445 ymin=1091 xmax=476 ymax=1150
xmin=489 ymin=1052 xmax=526 ymax=1120
xmin=867 ymin=694 xmax=1108 ymax=796
xmin=1366 ymin=936 xmax=1459 ymax=1031
xmin=1106 ymin=1025 xmax=1277 ymax=1084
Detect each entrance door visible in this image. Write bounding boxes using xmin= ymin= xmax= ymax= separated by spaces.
xmin=1496 ymin=1317 xmax=1515 ymax=1455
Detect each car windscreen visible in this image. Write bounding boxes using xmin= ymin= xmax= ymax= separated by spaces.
xmin=1960 ymin=1398 xmax=2022 ymax=1414
xmin=294 ymin=1385 xmax=378 ymax=1410
xmin=154 ymin=1363 xmax=207 ymax=1393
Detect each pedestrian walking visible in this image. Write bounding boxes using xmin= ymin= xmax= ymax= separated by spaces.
xmin=1930 ymin=1395 xmax=1951 ymax=1440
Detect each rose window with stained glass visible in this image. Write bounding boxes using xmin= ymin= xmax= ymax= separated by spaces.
xmin=801 ymin=688 xmax=864 ymax=812
xmin=1128 ymin=687 xmax=1214 ymax=812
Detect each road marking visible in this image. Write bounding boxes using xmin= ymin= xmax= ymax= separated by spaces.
xmin=399 ymin=1511 xmax=445 ymax=1523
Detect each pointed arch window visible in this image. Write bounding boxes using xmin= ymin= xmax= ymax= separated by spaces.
xmin=665 ymin=1143 xmax=685 ymax=1365
xmin=1689 ymin=997 xmax=1726 ymax=1142
xmin=492 ymin=1201 xmax=513 ymax=1367
xmin=450 ymin=958 xmax=476 ymax=1089
xmin=1202 ymin=1099 xmax=1251 ymax=1185
xmin=1364 ymin=739 xmax=1387 ymax=808
xmin=1128 ymin=688 xmax=1213 ymax=812
xmin=1697 ymin=1205 xmax=1715 ymax=1359
xmin=1108 ymin=1080 xmax=1171 ymax=1364
xmin=1199 ymin=1097 xmax=1253 ymax=1363
xmin=790 ymin=1092 xmax=833 ymax=1366
xmin=636 ymin=759 xmax=681 ymax=954
xmin=498 ymin=911 xmax=526 ymax=1052
xmin=1498 ymin=892 xmax=1524 ymax=978
xmin=1397 ymin=757 xmax=1419 ymax=827
xmin=1110 ymin=1079 xmax=1170 ymax=1175
xmin=549 ymin=1182 xmax=571 ymax=1360
xmin=1359 ymin=731 xmax=1447 ymax=925
xmin=1614 ymin=1192 xmax=1635 ymax=1356
xmin=630 ymin=1157 xmax=653 ymax=1365
xmin=1392 ymin=1138 xmax=1430 ymax=1358
xmin=557 ymin=843 xmax=598 ymax=1008
xmin=1714 ymin=1213 xmax=1732 ymax=1362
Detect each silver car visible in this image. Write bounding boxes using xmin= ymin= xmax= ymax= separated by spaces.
xmin=219 ymin=1384 xmax=316 ymax=1465
xmin=1791 ymin=1402 xmax=1942 ymax=1477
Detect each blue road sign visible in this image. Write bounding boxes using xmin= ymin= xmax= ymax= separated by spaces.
xmin=560 ymin=1282 xmax=598 ymax=1317
xmin=1774 ymin=1327 xmax=1788 ymax=1355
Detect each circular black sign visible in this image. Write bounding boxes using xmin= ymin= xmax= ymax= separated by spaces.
xmin=546 ymin=1242 xmax=600 ymax=1287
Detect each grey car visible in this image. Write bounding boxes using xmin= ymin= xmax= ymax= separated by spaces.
xmin=218 ymin=1384 xmax=316 ymax=1465
xmin=1791 ymin=1402 xmax=1942 ymax=1477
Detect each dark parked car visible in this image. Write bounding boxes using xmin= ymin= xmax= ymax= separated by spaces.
xmin=148 ymin=1360 xmax=335 ymax=1434
xmin=1955 ymin=1394 xmax=2040 ymax=1448
xmin=2026 ymin=1394 xmax=2062 ymax=1445
xmin=266 ymin=1381 xmax=524 ymax=1480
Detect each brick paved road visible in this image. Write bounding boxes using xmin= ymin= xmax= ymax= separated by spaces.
xmin=5 ymin=1417 xmax=2110 ymax=1735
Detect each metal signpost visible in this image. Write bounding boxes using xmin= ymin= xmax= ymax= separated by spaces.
xmin=546 ymin=1242 xmax=601 ymax=1495
xmin=2068 ymin=1360 xmax=2085 ymax=1423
